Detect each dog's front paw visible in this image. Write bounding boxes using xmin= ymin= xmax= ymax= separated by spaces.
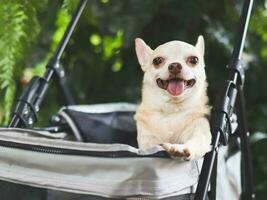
xmin=161 ymin=143 xmax=192 ymax=161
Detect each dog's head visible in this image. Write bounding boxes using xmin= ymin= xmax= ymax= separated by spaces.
xmin=135 ymin=36 xmax=206 ymax=102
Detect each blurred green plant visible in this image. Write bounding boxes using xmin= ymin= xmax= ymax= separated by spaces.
xmin=0 ymin=0 xmax=45 ymax=125
xmin=26 ymin=3 xmax=72 ymax=78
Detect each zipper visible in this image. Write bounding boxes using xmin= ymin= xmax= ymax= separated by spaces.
xmin=0 ymin=139 xmax=169 ymax=158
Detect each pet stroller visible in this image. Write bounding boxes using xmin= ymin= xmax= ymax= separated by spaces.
xmin=0 ymin=0 xmax=254 ymax=199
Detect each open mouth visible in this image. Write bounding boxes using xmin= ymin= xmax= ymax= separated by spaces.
xmin=156 ymin=77 xmax=196 ymax=96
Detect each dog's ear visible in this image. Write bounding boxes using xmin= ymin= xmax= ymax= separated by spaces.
xmin=195 ymin=35 xmax=205 ymax=56
xmin=135 ymin=38 xmax=153 ymax=71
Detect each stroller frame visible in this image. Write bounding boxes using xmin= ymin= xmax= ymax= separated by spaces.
xmin=195 ymin=0 xmax=254 ymax=199
xmin=8 ymin=0 xmax=254 ymax=199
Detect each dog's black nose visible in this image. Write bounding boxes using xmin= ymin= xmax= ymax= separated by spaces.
xmin=168 ymin=63 xmax=182 ymax=74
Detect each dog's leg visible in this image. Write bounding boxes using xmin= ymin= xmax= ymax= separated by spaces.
xmin=161 ymin=118 xmax=211 ymax=161
xmin=137 ymin=123 xmax=163 ymax=149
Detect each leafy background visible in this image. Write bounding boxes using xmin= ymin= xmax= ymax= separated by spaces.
xmin=0 ymin=0 xmax=267 ymax=199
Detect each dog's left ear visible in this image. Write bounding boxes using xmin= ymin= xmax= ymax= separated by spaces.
xmin=195 ymin=35 xmax=205 ymax=56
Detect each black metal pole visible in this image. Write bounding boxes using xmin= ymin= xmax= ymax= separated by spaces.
xmin=52 ymin=0 xmax=87 ymax=62
xmin=236 ymin=86 xmax=255 ymax=200
xmin=209 ymin=153 xmax=218 ymax=200
xmin=56 ymin=74 xmax=75 ymax=105
xmin=195 ymin=132 xmax=220 ymax=200
xmin=230 ymin=0 xmax=253 ymax=63
xmin=46 ymin=0 xmax=88 ymax=105
xmin=9 ymin=0 xmax=88 ymax=128
xmin=194 ymin=0 xmax=253 ymax=199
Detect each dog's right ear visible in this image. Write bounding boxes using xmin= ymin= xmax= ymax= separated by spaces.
xmin=135 ymin=38 xmax=153 ymax=71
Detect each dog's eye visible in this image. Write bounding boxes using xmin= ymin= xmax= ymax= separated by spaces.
xmin=187 ymin=56 xmax=199 ymax=66
xmin=153 ymin=57 xmax=164 ymax=66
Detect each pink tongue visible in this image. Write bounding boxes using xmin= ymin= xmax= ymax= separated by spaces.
xmin=167 ymin=80 xmax=184 ymax=96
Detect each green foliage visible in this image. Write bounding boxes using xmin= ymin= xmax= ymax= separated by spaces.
xmin=29 ymin=4 xmax=71 ymax=78
xmin=0 ymin=0 xmax=67 ymax=125
xmin=0 ymin=0 xmax=44 ymax=125
xmin=52 ymin=8 xmax=71 ymax=50
xmin=103 ymin=30 xmax=123 ymax=60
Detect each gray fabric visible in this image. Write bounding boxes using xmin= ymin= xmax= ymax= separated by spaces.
xmin=216 ymin=146 xmax=241 ymax=200
xmin=0 ymin=128 xmax=200 ymax=199
xmin=60 ymin=103 xmax=137 ymax=114
xmin=59 ymin=111 xmax=84 ymax=141
xmin=47 ymin=190 xmax=200 ymax=200
xmin=0 ymin=128 xmax=241 ymax=199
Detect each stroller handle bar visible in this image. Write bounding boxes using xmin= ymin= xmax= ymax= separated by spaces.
xmin=51 ymin=0 xmax=88 ymax=63
xmin=230 ymin=0 xmax=253 ymax=64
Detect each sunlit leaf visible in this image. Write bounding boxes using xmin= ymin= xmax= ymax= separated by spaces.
xmin=103 ymin=30 xmax=123 ymax=60
xmin=112 ymin=59 xmax=122 ymax=72
xmin=90 ymin=33 xmax=102 ymax=46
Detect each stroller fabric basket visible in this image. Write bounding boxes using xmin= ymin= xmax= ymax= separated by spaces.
xmin=0 ymin=103 xmax=242 ymax=199
xmin=55 ymin=102 xmax=242 ymax=200
xmin=58 ymin=103 xmax=138 ymax=146
xmin=0 ymin=128 xmax=202 ymax=199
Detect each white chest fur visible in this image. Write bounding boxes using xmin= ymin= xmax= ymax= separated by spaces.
xmin=136 ymin=104 xmax=198 ymax=145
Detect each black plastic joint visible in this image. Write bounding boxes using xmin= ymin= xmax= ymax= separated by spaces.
xmin=228 ymin=59 xmax=245 ymax=86
xmin=211 ymin=81 xmax=238 ymax=145
xmin=47 ymin=58 xmax=66 ymax=79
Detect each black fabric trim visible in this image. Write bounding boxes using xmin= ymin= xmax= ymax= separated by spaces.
xmin=63 ymin=109 xmax=138 ymax=147
xmin=0 ymin=139 xmax=170 ymax=158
